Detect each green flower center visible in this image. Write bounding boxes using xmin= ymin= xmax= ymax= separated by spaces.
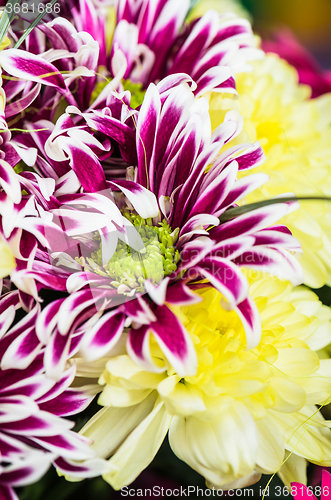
xmin=78 ymin=214 xmax=180 ymax=294
xmin=90 ymin=76 xmax=146 ymax=109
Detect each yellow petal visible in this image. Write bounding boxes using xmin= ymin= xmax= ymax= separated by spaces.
xmin=255 ymin=416 xmax=285 ymax=472
xmin=158 ymin=376 xmax=206 ymax=416
xmin=269 ymin=408 xmax=331 ymax=463
xmin=0 ymin=241 xmax=15 ymax=278
xmin=104 ymin=355 xmax=166 ymax=388
xmin=278 ymin=452 xmax=307 ymax=488
xmin=98 ymin=384 xmax=153 ymax=407
xmin=103 ymin=399 xmax=171 ymax=489
xmin=80 ymin=393 xmax=157 ymax=459
xmin=268 ymin=377 xmax=306 ymax=413
xmin=273 ymin=348 xmax=320 ymax=377
xmin=207 ymin=471 xmax=261 ymax=491
xmin=169 ymin=401 xmax=258 ymax=487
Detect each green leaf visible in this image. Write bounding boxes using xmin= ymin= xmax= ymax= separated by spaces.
xmin=13 ymin=0 xmax=58 ymax=49
xmin=0 ymin=0 xmax=22 ymax=45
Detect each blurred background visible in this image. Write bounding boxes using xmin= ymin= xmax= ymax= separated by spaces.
xmin=243 ymin=0 xmax=331 ymax=67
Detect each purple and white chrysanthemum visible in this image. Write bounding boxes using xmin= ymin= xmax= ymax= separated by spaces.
xmin=0 ymin=291 xmax=108 ymax=500
xmin=72 ymin=0 xmax=262 ymax=95
xmin=0 ymin=19 xmax=99 ymax=124
xmin=0 ymin=77 xmax=303 ymax=380
xmin=0 ymin=0 xmax=262 ymax=125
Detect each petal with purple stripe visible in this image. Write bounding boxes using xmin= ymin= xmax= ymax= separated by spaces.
xmin=0 ymin=49 xmax=67 ymax=91
xmin=235 ymin=295 xmax=262 ymax=349
xmin=195 ymin=66 xmax=235 ymax=97
xmin=194 ymin=257 xmax=249 ymax=307
xmin=80 ymin=310 xmax=126 ymax=361
xmin=165 ymin=282 xmax=202 ymax=306
xmin=213 ymin=204 xmax=296 ymax=241
xmin=1 ymin=326 xmax=42 ymax=370
xmin=128 ymin=306 xmax=197 ymax=377
xmin=136 ymin=83 xmax=160 ymax=187
xmin=39 ymin=388 xmax=94 ymax=417
xmin=54 ymin=456 xmax=109 ymax=478
xmin=233 ymin=247 xmax=304 ymax=286
xmin=0 ymin=455 xmax=51 ymax=487
xmin=0 ymin=485 xmax=19 ymax=500
xmin=43 ymin=328 xmax=71 ymax=380
xmin=33 ymin=431 xmax=94 ymax=460
xmin=0 ymin=160 xmax=21 ymax=204
xmin=109 ymin=180 xmax=159 ymax=219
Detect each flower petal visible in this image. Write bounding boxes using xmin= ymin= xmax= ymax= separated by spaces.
xmin=103 ymin=400 xmax=172 ymax=490
xmin=0 ymin=49 xmax=67 ymax=91
xmin=80 ymin=310 xmax=126 ymax=361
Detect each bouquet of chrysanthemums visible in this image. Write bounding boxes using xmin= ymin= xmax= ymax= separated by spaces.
xmin=1 ymin=0 xmax=331 ymax=498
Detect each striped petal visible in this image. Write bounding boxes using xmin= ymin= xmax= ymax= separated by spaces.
xmin=234 ymin=247 xmax=304 ymax=286
xmin=80 ymin=310 xmax=126 ymax=361
xmin=43 ymin=328 xmax=71 ymax=380
xmin=128 ymin=305 xmax=197 ymax=377
xmin=235 ymin=296 xmax=262 ymax=349
xmin=0 ymin=50 xmax=67 ymax=91
xmin=0 ymin=455 xmax=51 ymax=487
xmin=194 ymin=257 xmax=249 ymax=307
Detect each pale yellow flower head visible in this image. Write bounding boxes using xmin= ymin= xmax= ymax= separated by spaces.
xmin=0 ymin=239 xmax=16 ymax=278
xmin=78 ymin=273 xmax=331 ymax=490
xmin=208 ymin=54 xmax=331 ymax=288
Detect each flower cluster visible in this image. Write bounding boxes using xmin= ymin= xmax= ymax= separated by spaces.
xmin=0 ymin=0 xmax=330 ymax=497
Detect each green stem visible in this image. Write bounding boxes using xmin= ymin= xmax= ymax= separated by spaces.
xmin=219 ymin=196 xmax=331 ymax=222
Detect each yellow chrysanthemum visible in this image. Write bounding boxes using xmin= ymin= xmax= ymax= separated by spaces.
xmin=0 ymin=240 xmax=16 ymax=278
xmin=208 ymin=54 xmax=331 ymax=288
xmin=77 ymin=273 xmax=331 ymax=490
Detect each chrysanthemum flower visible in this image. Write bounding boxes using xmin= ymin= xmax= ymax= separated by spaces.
xmin=73 ymin=272 xmax=331 ymax=490
xmin=3 ymin=77 xmax=303 ymax=380
xmin=0 ymin=291 xmax=107 ymax=500
xmin=72 ymin=0 xmax=261 ymax=97
xmin=0 ymin=0 xmax=262 ymax=126
xmin=208 ymin=54 xmax=331 ymax=288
